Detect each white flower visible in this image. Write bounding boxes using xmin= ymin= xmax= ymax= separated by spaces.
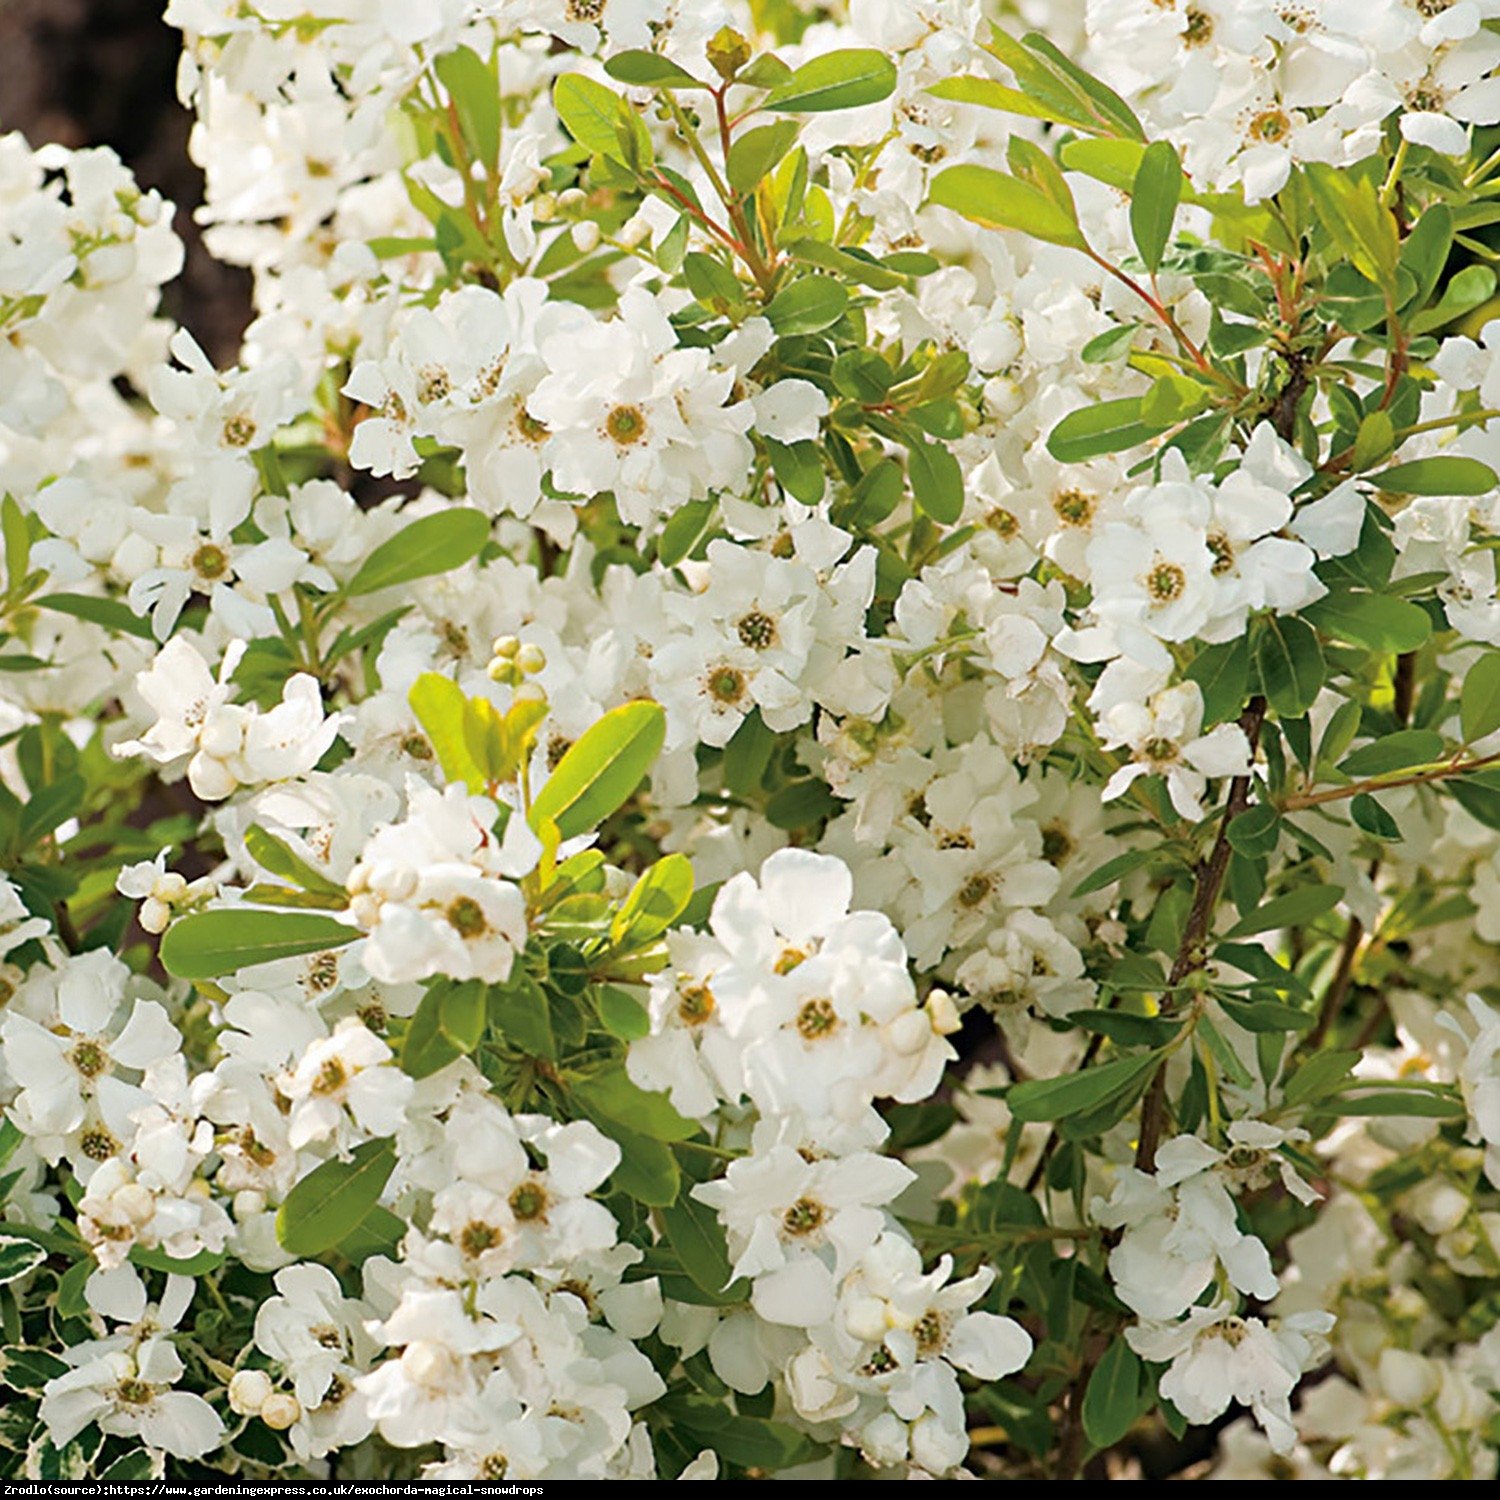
xmin=1127 ymin=1304 xmax=1334 ymax=1454
xmin=277 ymin=1018 xmax=413 ymax=1149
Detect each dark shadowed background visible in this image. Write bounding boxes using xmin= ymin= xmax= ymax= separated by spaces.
xmin=0 ymin=0 xmax=253 ymax=361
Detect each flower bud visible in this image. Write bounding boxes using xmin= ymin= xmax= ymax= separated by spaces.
xmin=886 ymin=1008 xmax=932 ymax=1056
xmin=260 ymin=1391 xmax=301 ymax=1430
xmin=112 ymin=1183 xmax=155 ymax=1225
xmin=532 ymin=191 xmax=557 ymax=222
xmin=228 ymin=1369 xmax=273 ymax=1415
xmin=558 ymin=188 xmax=587 ymax=211
xmin=1378 ymin=1347 xmax=1438 ymax=1408
xmin=706 ymin=26 xmax=751 ymax=81
xmin=140 ymin=897 xmax=171 ymax=935
xmin=492 ymin=635 xmax=521 ymax=659
xmin=570 ymin=221 xmax=601 ymax=254
xmin=844 ymin=1295 xmax=889 ymax=1343
xmin=233 ymin=1189 xmax=267 ymax=1221
xmin=152 ymin=872 xmax=188 ymax=901
xmin=926 ymin=989 xmax=962 ymax=1035
xmin=516 ymin=642 xmax=546 ymax=675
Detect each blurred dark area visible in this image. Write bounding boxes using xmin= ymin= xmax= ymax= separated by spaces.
xmin=0 ymin=0 xmax=253 ymax=362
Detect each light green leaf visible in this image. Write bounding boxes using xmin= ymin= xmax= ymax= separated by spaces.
xmin=529 ymin=699 xmax=665 ymax=840
xmin=408 ymin=672 xmax=486 ymax=793
xmin=245 ymin=825 xmax=347 ymax=901
xmin=402 ymin=980 xmax=487 ymax=1079
xmin=434 ymin=46 xmax=500 ymax=173
xmin=929 ymin=163 xmax=1087 ymax=249
xmin=612 ymin=853 xmax=695 ymax=947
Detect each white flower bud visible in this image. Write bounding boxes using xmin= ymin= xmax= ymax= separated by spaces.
xmin=152 ymin=872 xmax=188 ymax=901
xmin=886 ymin=1008 xmax=932 ymax=1056
xmin=400 ymin=1340 xmax=453 ymax=1390
xmin=349 ymin=892 xmax=382 ymax=928
xmin=926 ymin=988 xmax=962 ymax=1035
xmin=140 ymin=897 xmax=171 ymax=934
xmin=558 ymin=187 xmax=587 ymax=211
xmin=197 ymin=713 xmax=243 ymax=760
xmin=113 ymin=1183 xmax=156 ymax=1226
xmin=260 ymin=1391 xmax=301 ymax=1430
xmin=189 ymin=753 xmax=238 ymax=801
xmin=515 ymin=642 xmax=546 ymax=675
xmin=570 ymin=220 xmax=601 ymax=254
xmin=228 ymin=1369 xmax=273 ymax=1416
xmin=233 ymin=1189 xmax=267 ymax=1221
xmin=844 ymin=1295 xmax=889 ymax=1343
xmin=513 ymin=681 xmax=547 ymax=706
xmin=491 ymin=635 xmax=521 ymax=659
xmin=1378 ymin=1347 xmax=1438 ymax=1408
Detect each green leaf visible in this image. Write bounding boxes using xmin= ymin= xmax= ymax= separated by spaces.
xmin=34 ymin=592 xmax=153 ymax=640
xmin=1067 ymin=1009 xmax=1180 ymax=1048
xmin=1462 ymin=653 xmax=1500 ymax=743
xmin=1372 ymin=457 xmax=1498 ymax=496
xmin=1223 ymin=883 xmax=1342 ymax=939
xmin=402 ymin=980 xmax=487 ymax=1079
xmin=0 ymin=1234 xmax=44 ymax=1286
xmin=1399 ymin=203 xmax=1453 ymax=311
xmin=1006 ymin=1052 xmax=1161 ymax=1123
xmin=657 ymin=498 xmax=716 ymax=567
xmin=529 ymin=699 xmax=665 ymax=840
xmin=611 ymin=853 xmax=694 ymax=947
xmin=1283 ymin=1048 xmax=1359 ymax=1107
xmin=1301 ymin=592 xmax=1431 ymax=653
xmin=1046 ymin=397 xmax=1161 ymax=462
xmin=604 ymin=51 xmax=703 ymax=89
xmin=1226 ymin=803 xmax=1280 ymax=858
xmin=722 ymin=709 xmax=777 ymax=797
xmin=1080 ymin=324 xmax=1138 ymax=364
xmin=1339 ymin=728 xmax=1444 ymax=776
xmin=928 ymin=163 xmax=1087 ymax=249
xmin=764 ymin=275 xmax=848 ymax=335
xmin=129 ymin=1244 xmax=226 ymax=1275
xmin=276 ymin=1137 xmax=397 ymax=1258
xmin=407 ymin=673 xmax=485 ymax=793
xmin=906 ymin=437 xmax=963 ymax=524
xmin=159 ymin=908 xmax=358 ymax=980
xmin=1318 ymin=699 xmax=1363 ymax=768
xmin=596 ymin=985 xmax=650 ymax=1041
xmin=1410 ymin=263 xmax=1495 ymax=334
xmin=1071 ymin=847 xmax=1155 ymax=899
xmin=1082 ymin=1339 xmax=1148 ymax=1449
xmin=764 ymin=777 xmax=839 ymax=830
xmin=766 ymin=438 xmax=825 ymax=504
xmin=1256 ymin=615 xmax=1325 ymax=717
xmin=488 ymin=973 xmax=556 ymax=1059
xmin=344 ymin=508 xmax=489 ymax=597
xmin=1322 ymin=1089 xmax=1465 ymax=1119
xmin=1350 ymin=791 xmax=1400 ymax=840
xmin=434 ymin=46 xmax=500 ymax=173
xmin=1185 ymin=637 xmax=1249 ymax=726
xmin=659 ymin=1193 xmax=748 ymax=1304
xmin=1129 ymin=140 xmax=1181 ymax=273
xmin=245 ymin=825 xmax=347 ymax=901
xmin=1217 ymin=995 xmax=1313 ymax=1034
xmin=554 ymin=73 xmax=635 ymax=162
xmin=604 ymin=1125 xmax=680 ymax=1205
xmin=0 ymin=1345 xmax=69 ymax=1393
xmin=762 ymin=49 xmax=897 ymax=113
xmin=576 ymin=1065 xmax=698 ymax=1143
xmin=726 ymin=120 xmax=800 ymax=196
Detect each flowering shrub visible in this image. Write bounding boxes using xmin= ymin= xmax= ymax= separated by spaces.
xmin=8 ymin=0 xmax=1500 ymax=1482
